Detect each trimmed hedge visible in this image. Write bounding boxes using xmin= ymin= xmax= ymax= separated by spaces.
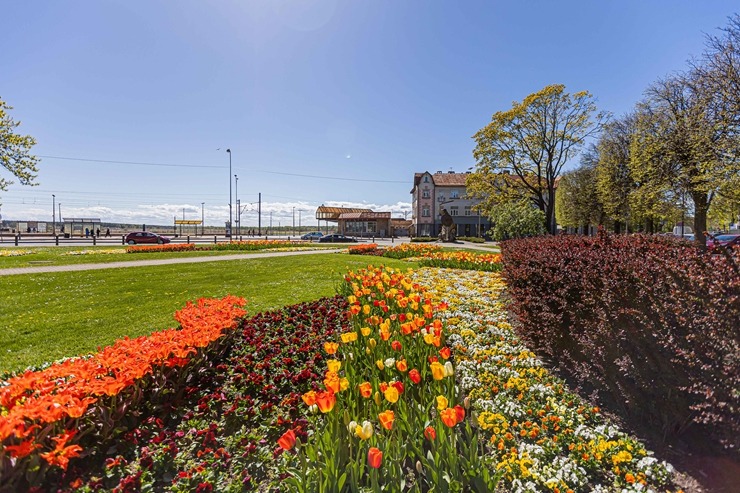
xmin=500 ymin=232 xmax=739 ymax=454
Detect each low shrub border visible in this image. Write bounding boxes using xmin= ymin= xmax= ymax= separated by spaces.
xmin=501 ymin=232 xmax=740 ymax=454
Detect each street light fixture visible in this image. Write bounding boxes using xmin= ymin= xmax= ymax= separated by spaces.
xmin=226 ymin=149 xmax=232 ymax=239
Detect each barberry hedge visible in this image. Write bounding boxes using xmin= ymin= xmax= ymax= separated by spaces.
xmin=500 ymin=232 xmax=739 ymax=454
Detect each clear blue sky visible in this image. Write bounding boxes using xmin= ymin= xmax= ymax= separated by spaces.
xmin=1 ymin=1 xmax=737 ymax=227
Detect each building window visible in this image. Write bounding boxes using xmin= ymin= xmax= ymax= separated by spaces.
xmin=422 ymin=207 xmax=430 ymax=217
xmin=450 ymin=190 xmax=459 ymax=199
xmin=464 ymin=206 xmax=471 ymax=216
xmin=422 ymin=189 xmax=430 ymax=198
xmin=424 ymin=176 xmax=429 ymax=183
xmin=437 ymin=195 xmax=445 ymax=202
xmin=450 ymin=206 xmax=459 ymax=216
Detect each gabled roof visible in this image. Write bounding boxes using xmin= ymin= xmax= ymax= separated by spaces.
xmin=316 ymin=206 xmax=373 ymax=221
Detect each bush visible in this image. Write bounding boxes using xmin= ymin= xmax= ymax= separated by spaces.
xmin=456 ymin=236 xmax=486 ymax=243
xmin=410 ymin=236 xmax=436 ymax=242
xmin=500 ymin=232 xmax=740 ymax=453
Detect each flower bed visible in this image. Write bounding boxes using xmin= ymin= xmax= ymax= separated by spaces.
xmin=381 ymin=243 xmax=441 ymax=259
xmin=281 ymin=266 xmax=500 ymax=491
xmin=418 ymin=250 xmax=502 ymax=271
xmin=126 ymin=240 xmax=312 ymax=254
xmin=61 ymin=249 xmax=125 ymax=256
xmin=348 ymin=243 xmax=381 ymax=255
xmin=0 ymin=296 xmax=246 ymax=491
xmin=0 ymin=250 xmax=36 ymax=257
xmin=412 ymin=268 xmax=677 ymax=492
xmin=65 ymin=297 xmax=348 ymax=492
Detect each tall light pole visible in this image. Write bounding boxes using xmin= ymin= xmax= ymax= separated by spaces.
xmin=52 ymin=194 xmax=56 ymax=235
xmin=292 ymin=207 xmax=295 ymax=237
xmin=226 ymin=149 xmax=232 ymax=238
xmin=201 ymin=202 xmax=205 ymax=236
xmin=235 ymin=174 xmax=239 ymax=236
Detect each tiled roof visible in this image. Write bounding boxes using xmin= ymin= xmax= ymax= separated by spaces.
xmin=431 ymin=173 xmax=469 ymax=186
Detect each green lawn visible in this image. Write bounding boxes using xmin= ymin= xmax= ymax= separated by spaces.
xmin=0 ymin=253 xmax=417 ymax=374
xmin=0 ymin=245 xmax=337 ymax=269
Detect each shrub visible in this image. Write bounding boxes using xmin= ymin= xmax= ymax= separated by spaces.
xmin=410 ymin=236 xmax=436 ymax=243
xmin=456 ymin=236 xmax=485 ymax=243
xmin=500 ymin=232 xmax=740 ymax=453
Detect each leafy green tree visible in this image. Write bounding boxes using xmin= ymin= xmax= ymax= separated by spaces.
xmin=594 ymin=115 xmax=637 ymax=232
xmin=470 ymin=84 xmax=608 ymax=234
xmin=0 ymin=98 xmax=39 ymax=193
xmin=555 ymin=146 xmax=605 ymax=232
xmin=489 ymin=199 xmax=546 ymax=241
xmin=631 ymin=69 xmax=740 ymax=245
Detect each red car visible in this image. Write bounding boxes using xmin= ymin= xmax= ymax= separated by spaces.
xmin=124 ymin=231 xmax=171 ymax=245
xmin=706 ymin=234 xmax=740 ymax=252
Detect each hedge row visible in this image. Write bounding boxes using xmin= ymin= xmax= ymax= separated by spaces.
xmin=500 ymin=232 xmax=739 ymax=454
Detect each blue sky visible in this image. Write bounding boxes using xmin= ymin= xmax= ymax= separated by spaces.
xmin=1 ymin=1 xmax=737 ymax=227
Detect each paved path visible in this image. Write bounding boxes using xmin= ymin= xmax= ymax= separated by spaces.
xmin=0 ymin=248 xmax=343 ymax=276
xmin=0 ymin=240 xmax=499 ymax=277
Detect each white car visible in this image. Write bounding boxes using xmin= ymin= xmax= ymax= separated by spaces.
xmin=301 ymin=231 xmax=324 ymax=240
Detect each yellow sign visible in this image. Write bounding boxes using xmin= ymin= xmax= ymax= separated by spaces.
xmin=175 ymin=220 xmax=202 ymax=225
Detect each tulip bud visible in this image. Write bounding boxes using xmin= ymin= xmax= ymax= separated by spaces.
xmin=366 ymin=347 xmax=371 ymax=355
xmin=343 ymin=409 xmax=350 ymax=426
xmin=348 ymin=420 xmax=358 ymax=433
xmin=443 ymin=361 xmax=454 ymax=377
xmin=416 ymin=460 xmax=423 ymax=474
xmin=369 ymin=338 xmax=377 ymax=349
xmin=374 ymin=391 xmax=381 ymax=406
xmin=464 ymin=396 xmax=470 ymax=410
xmin=309 ymin=404 xmax=318 ymax=414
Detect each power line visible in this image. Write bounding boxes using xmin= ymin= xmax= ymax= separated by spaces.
xmin=38 ymin=155 xmax=409 ymax=183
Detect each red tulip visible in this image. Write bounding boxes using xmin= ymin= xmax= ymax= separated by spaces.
xmin=408 ymin=369 xmax=421 ymax=384
xmin=368 ymin=447 xmax=383 ymax=468
xmin=424 ymin=426 xmax=436 ymax=441
xmin=277 ymin=429 xmax=296 ymax=450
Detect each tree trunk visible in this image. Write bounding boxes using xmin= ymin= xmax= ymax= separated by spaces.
xmin=546 ymin=190 xmax=557 ymax=235
xmin=692 ymin=192 xmax=709 ymax=249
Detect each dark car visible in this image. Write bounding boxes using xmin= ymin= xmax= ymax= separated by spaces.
xmin=124 ymin=231 xmax=171 ymax=245
xmin=318 ymin=234 xmax=358 ymax=243
xmin=707 ymin=234 xmax=740 ymax=252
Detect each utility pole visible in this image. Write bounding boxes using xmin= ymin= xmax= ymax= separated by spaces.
xmin=292 ymin=207 xmax=295 ymax=236
xmin=201 ymin=202 xmax=205 ymax=236
xmin=258 ymin=193 xmax=261 ymax=236
xmin=235 ymin=174 xmax=239 ymax=236
xmin=226 ymin=149 xmax=232 ymax=239
xmin=52 ymin=194 xmax=56 ymax=235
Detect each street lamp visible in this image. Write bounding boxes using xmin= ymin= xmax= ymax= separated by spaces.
xmin=52 ymin=194 xmax=56 ymax=235
xmin=226 ymin=149 xmax=232 ymax=238
xmin=201 ymin=202 xmax=205 ymax=236
xmin=235 ymin=174 xmax=239 ymax=237
xmin=292 ymin=207 xmax=295 ymax=236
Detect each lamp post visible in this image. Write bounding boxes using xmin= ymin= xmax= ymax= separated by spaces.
xmin=52 ymin=194 xmax=56 ymax=235
xmin=201 ymin=202 xmax=205 ymax=236
xmin=292 ymin=207 xmax=295 ymax=237
xmin=226 ymin=149 xmax=232 ymax=238
xmin=235 ymin=174 xmax=239 ymax=236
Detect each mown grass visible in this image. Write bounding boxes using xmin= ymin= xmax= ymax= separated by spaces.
xmin=0 ymin=245 xmax=337 ymax=269
xmin=0 ymin=253 xmax=417 ymax=374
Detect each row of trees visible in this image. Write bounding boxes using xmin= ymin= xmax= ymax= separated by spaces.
xmin=469 ymin=15 xmax=740 ymax=246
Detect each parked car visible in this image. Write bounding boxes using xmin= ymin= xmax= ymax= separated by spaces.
xmin=301 ymin=231 xmax=324 ymax=240
xmin=318 ymin=234 xmax=358 ymax=243
xmin=707 ymin=234 xmax=740 ymax=252
xmin=124 ymin=231 xmax=171 ymax=245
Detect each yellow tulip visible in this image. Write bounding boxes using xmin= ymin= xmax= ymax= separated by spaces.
xmin=327 ymin=359 xmax=341 ymax=373
xmin=430 ymin=362 xmax=445 ymax=380
xmin=436 ymin=395 xmax=448 ymax=410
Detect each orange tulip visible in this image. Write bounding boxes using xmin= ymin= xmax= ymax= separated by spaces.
xmin=440 ymin=407 xmax=458 ymax=428
xmin=358 ymin=381 xmax=372 ymax=398
xmin=378 ymin=410 xmax=395 ymax=430
xmin=277 ymin=429 xmax=296 ymax=451
xmin=368 ymin=447 xmax=383 ymax=468
xmin=324 ymin=342 xmax=339 ymax=355
xmin=301 ymin=390 xmax=317 ymax=406
xmin=395 ymin=359 xmax=408 ymax=372
xmin=439 ymin=347 xmax=451 ymax=360
xmin=315 ymin=390 xmax=336 ymax=413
